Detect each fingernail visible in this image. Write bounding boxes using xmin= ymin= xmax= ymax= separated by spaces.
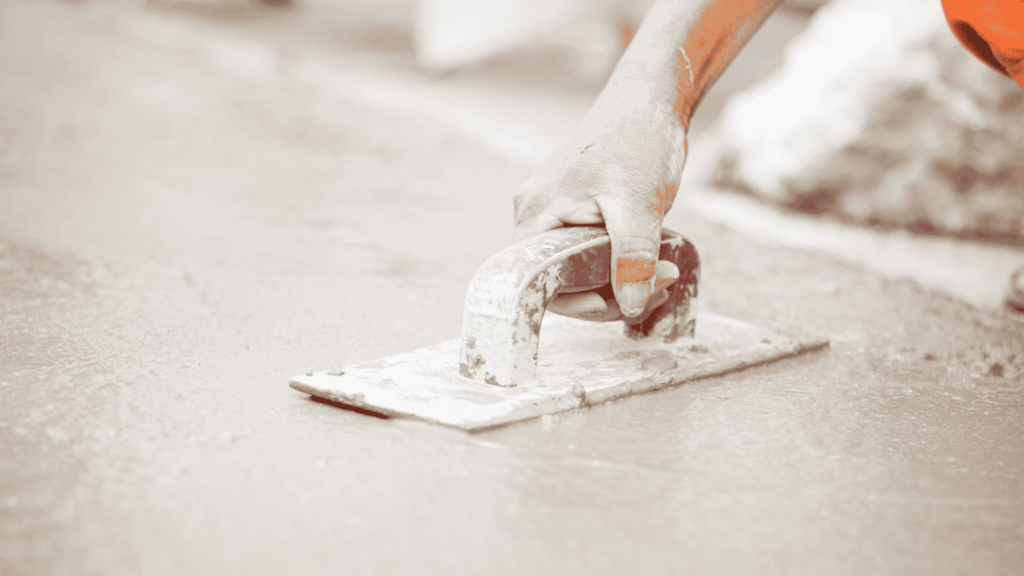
xmin=648 ymin=289 xmax=670 ymax=309
xmin=619 ymin=283 xmax=651 ymax=317
xmin=654 ymin=275 xmax=676 ymax=292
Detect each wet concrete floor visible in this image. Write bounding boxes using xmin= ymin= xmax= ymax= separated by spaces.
xmin=1 ymin=2 xmax=1023 ymax=574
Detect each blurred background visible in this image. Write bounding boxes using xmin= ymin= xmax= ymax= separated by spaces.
xmin=116 ymin=0 xmax=1023 ymax=248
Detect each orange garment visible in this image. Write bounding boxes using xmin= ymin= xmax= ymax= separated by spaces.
xmin=942 ymin=0 xmax=1024 ymax=88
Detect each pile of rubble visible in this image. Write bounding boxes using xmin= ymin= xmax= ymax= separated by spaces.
xmin=712 ymin=0 xmax=1024 ymax=245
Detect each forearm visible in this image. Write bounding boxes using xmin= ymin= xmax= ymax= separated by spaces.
xmin=515 ymin=0 xmax=784 ymax=317
xmin=606 ymin=0 xmax=784 ymax=132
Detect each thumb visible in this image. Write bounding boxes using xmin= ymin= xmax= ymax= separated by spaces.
xmin=595 ymin=197 xmax=662 ymax=318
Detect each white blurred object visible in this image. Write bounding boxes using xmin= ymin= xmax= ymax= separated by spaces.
xmin=718 ymin=0 xmax=948 ymax=202
xmin=712 ymin=0 xmax=1024 ymax=241
xmin=415 ymin=0 xmax=640 ymax=78
xmin=414 ymin=0 xmax=823 ymax=75
xmin=416 ymin=0 xmax=583 ymax=69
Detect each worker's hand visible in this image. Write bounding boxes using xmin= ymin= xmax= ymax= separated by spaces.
xmin=513 ymin=83 xmax=688 ymax=322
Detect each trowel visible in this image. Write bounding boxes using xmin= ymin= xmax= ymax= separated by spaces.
xmin=290 ymin=227 xmax=828 ymax=431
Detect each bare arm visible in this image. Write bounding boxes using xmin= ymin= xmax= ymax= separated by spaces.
xmin=515 ymin=0 xmax=783 ymax=321
xmin=618 ymin=0 xmax=785 ymax=130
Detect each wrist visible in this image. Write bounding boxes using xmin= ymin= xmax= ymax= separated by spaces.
xmin=578 ymin=79 xmax=689 ymax=187
xmin=597 ymin=74 xmax=689 ymax=135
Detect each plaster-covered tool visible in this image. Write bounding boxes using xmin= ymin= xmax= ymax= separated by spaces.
xmin=290 ymin=227 xmax=828 ymax=431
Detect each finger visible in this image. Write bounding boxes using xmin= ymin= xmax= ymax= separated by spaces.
xmin=621 ymin=288 xmax=670 ymax=326
xmin=548 ymin=291 xmax=621 ymax=322
xmin=552 ymin=260 xmax=674 ymax=310
xmin=513 ymin=196 xmax=603 ymax=242
xmin=612 ymin=262 xmax=676 ymax=323
xmin=561 ymin=260 xmax=675 ymax=315
xmin=548 ymin=291 xmax=607 ymax=317
xmin=646 ymin=288 xmax=670 ymax=310
xmin=513 ymin=212 xmax=563 ymax=243
xmin=595 ymin=199 xmax=663 ymax=318
xmin=551 ymin=284 xmax=671 ymax=323
xmin=653 ymin=260 xmax=679 ymax=292
xmin=559 ymin=282 xmax=607 ymax=294
xmin=610 ymin=237 xmax=660 ymax=318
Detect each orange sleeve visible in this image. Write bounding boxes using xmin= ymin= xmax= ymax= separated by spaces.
xmin=942 ymin=0 xmax=1024 ymax=89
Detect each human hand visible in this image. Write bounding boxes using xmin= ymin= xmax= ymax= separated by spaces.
xmin=513 ymin=84 xmax=688 ymax=322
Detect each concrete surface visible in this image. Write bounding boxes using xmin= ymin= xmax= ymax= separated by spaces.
xmin=1 ymin=1 xmax=1022 ymax=575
